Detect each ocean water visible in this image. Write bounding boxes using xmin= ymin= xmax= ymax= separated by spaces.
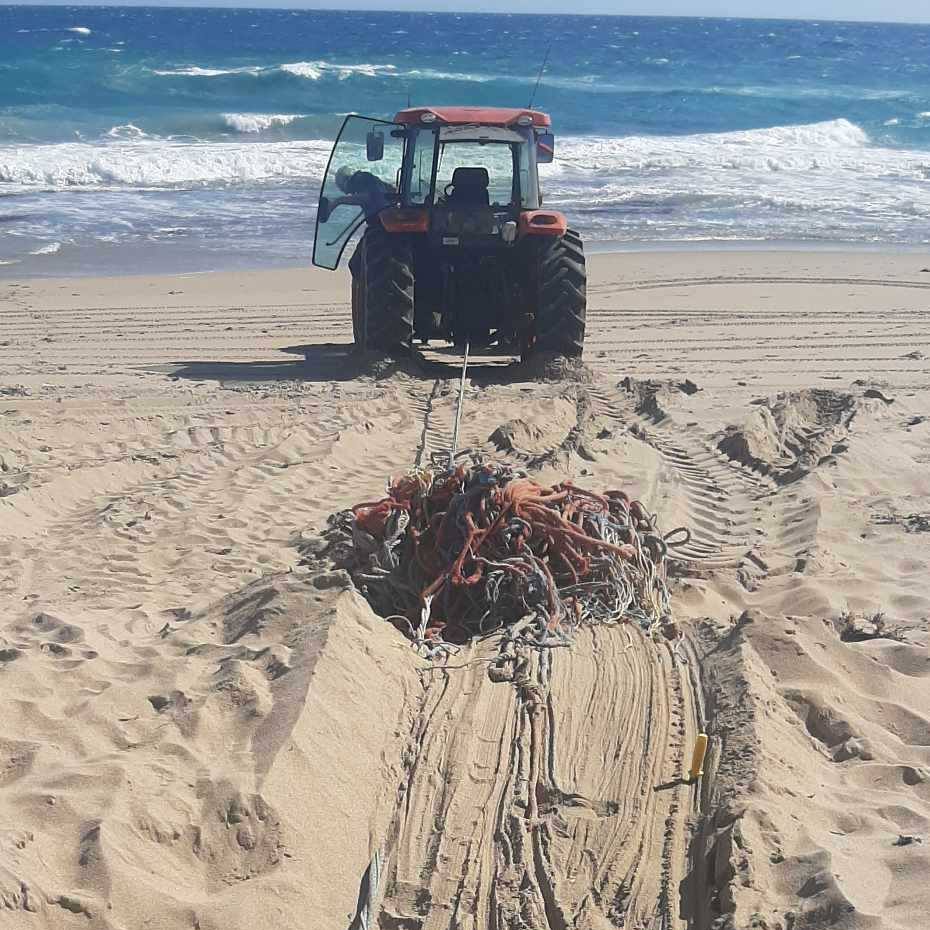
xmin=2 ymin=6 xmax=930 ymax=276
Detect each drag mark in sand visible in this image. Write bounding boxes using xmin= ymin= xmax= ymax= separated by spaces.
xmin=365 ymin=624 xmax=697 ymax=929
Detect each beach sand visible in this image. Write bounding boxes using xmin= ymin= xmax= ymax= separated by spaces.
xmin=1 ymin=250 xmax=929 ymax=929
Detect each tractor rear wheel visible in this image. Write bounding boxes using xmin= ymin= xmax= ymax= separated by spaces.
xmin=532 ymin=229 xmax=587 ymax=358
xmin=352 ymin=226 xmax=415 ymax=354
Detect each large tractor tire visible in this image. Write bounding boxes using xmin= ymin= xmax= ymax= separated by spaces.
xmin=350 ymin=225 xmax=414 ymax=354
xmin=351 ymin=271 xmax=365 ymax=347
xmin=532 ymin=229 xmax=587 ymax=358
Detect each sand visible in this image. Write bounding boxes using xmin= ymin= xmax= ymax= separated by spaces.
xmin=1 ymin=249 xmax=929 ymax=929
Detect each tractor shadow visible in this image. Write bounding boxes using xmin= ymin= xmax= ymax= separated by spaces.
xmin=160 ymin=343 xmax=370 ymax=385
xmin=160 ymin=342 xmax=571 ymax=387
xmin=410 ymin=345 xmax=594 ymax=386
xmin=412 ymin=344 xmax=524 ymax=382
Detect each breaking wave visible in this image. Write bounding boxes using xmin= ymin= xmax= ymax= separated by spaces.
xmin=2 ymin=120 xmax=929 ymax=248
xmin=149 ymin=59 xmax=624 ymax=90
xmin=29 ymin=241 xmax=61 ymax=255
xmin=153 ymin=65 xmax=264 ymax=77
xmin=551 ymin=119 xmax=877 ymax=175
xmin=537 ymin=120 xmax=930 ymax=241
xmin=143 ymin=59 xmax=926 ymax=110
xmin=279 ymin=60 xmax=397 ymax=80
xmin=153 ymin=59 xmax=397 ymax=80
xmin=222 ymin=113 xmax=305 ymax=133
xmin=106 ymin=123 xmax=150 ymax=140
xmin=1 ymin=119 xmax=925 ymax=193
xmin=0 ymin=139 xmax=332 ymax=189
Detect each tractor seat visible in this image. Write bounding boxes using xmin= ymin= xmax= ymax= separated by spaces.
xmin=447 ymin=167 xmax=491 ymax=207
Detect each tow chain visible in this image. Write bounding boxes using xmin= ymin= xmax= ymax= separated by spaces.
xmin=449 ymin=340 xmax=470 ymax=466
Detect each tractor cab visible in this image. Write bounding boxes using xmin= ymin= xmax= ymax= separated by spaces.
xmin=313 ymin=107 xmax=585 ymax=359
xmin=314 ymin=107 xmax=557 ymax=270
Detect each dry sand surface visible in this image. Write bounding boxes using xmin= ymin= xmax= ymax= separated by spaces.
xmin=1 ymin=250 xmax=929 ymax=930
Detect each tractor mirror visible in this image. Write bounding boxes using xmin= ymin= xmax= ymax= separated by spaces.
xmin=318 ymin=196 xmax=332 ymax=224
xmin=366 ymin=130 xmax=385 ymax=162
xmin=536 ymin=132 xmax=555 ymax=164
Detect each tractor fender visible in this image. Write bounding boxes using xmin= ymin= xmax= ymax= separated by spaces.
xmin=518 ymin=210 xmax=568 ymax=238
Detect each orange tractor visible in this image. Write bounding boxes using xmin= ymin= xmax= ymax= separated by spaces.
xmin=313 ymin=106 xmax=586 ymax=360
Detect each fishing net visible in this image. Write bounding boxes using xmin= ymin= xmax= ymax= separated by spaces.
xmin=323 ymin=460 xmax=687 ymax=659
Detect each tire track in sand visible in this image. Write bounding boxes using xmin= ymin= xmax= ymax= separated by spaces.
xmin=587 ymin=384 xmax=772 ymax=573
xmin=0 ymin=383 xmax=428 ymax=610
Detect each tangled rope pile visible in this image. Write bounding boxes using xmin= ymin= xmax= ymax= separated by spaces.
xmin=326 ymin=461 xmax=688 ymax=660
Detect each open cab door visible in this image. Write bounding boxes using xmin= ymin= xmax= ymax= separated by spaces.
xmin=312 ymin=115 xmax=406 ymax=270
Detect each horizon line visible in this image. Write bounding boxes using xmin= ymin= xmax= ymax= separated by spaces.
xmin=2 ymin=3 xmax=929 ymax=28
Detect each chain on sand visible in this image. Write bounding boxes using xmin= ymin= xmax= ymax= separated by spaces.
xmin=323 ymin=459 xmax=690 ymax=662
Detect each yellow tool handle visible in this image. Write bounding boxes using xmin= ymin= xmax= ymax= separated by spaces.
xmin=688 ymin=733 xmax=708 ymax=782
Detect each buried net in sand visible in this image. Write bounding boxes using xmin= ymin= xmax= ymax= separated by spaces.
xmin=321 ymin=460 xmax=690 ymax=660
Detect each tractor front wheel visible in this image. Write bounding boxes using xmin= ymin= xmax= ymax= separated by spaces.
xmin=350 ymin=226 xmax=415 ymax=354
xmin=531 ymin=229 xmax=587 ymax=358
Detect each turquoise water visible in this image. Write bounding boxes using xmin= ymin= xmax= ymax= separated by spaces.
xmin=3 ymin=6 xmax=930 ymax=274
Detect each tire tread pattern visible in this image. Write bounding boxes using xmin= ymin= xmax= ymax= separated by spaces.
xmin=361 ymin=226 xmax=415 ymax=352
xmin=534 ymin=228 xmax=587 ymax=357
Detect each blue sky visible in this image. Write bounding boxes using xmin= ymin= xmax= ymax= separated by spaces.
xmin=7 ymin=0 xmax=930 ymax=22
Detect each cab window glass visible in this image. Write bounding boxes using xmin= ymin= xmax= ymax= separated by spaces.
xmin=407 ymin=128 xmax=437 ymax=205
xmin=435 ymin=142 xmax=517 ymax=207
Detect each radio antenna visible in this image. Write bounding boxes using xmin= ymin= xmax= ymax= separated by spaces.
xmin=528 ymin=42 xmax=552 ymax=109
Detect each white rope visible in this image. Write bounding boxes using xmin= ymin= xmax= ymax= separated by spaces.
xmin=449 ymin=340 xmax=470 ymax=465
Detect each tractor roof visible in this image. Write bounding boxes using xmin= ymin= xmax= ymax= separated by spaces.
xmin=393 ymin=106 xmax=551 ymax=128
